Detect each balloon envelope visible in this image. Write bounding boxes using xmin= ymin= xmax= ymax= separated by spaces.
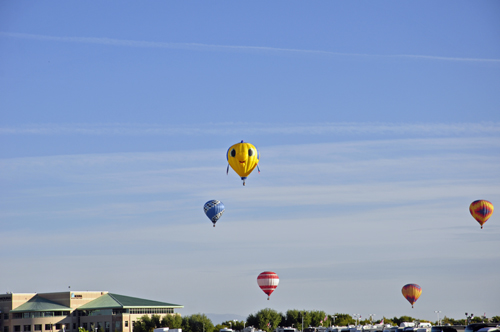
xmin=257 ymin=271 xmax=279 ymax=300
xmin=402 ymin=283 xmax=422 ymax=308
xmin=227 ymin=140 xmax=259 ymax=185
xmin=203 ymin=200 xmax=225 ymax=227
xmin=470 ymin=200 xmax=494 ymax=229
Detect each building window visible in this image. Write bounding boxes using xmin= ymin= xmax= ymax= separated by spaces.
xmin=55 ymin=325 xmax=61 ymax=331
xmin=127 ymin=308 xmax=173 ymax=315
xmin=45 ymin=325 xmax=51 ymax=331
xmin=24 ymin=326 xmax=31 ymax=332
xmin=5 ymin=327 xmax=10 ymax=332
xmin=14 ymin=327 xmax=21 ymax=332
xmin=124 ymin=322 xmax=128 ymax=328
xmin=82 ymin=324 xmax=87 ymax=331
xmin=35 ymin=326 xmax=42 ymax=331
xmin=73 ymin=324 xmax=76 ymax=330
xmin=4 ymin=314 xmax=9 ymax=320
xmin=12 ymin=313 xmax=22 ymax=319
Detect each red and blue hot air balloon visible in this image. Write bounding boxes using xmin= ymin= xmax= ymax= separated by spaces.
xmin=402 ymin=283 xmax=422 ymax=308
xmin=469 ymin=200 xmax=494 ymax=229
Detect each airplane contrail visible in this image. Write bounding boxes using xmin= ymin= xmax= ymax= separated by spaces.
xmin=1 ymin=31 xmax=500 ymax=63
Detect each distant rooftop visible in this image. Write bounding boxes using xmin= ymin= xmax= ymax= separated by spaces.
xmin=11 ymin=295 xmax=72 ymax=312
xmin=77 ymin=293 xmax=183 ymax=310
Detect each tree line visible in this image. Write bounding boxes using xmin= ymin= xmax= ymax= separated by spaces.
xmin=126 ymin=309 xmax=500 ymax=332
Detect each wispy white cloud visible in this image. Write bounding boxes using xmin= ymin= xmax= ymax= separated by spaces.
xmin=1 ymin=122 xmax=500 ymax=136
xmin=2 ymin=137 xmax=498 ymax=227
xmin=2 ymin=31 xmax=500 ymax=63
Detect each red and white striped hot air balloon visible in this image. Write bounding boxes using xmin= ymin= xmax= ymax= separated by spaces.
xmin=257 ymin=271 xmax=279 ymax=300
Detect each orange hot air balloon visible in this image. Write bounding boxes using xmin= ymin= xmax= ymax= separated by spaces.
xmin=402 ymin=283 xmax=421 ymax=308
xmin=257 ymin=271 xmax=279 ymax=300
xmin=470 ymin=200 xmax=494 ymax=229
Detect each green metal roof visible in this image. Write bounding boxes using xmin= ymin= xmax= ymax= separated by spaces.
xmin=11 ymin=296 xmax=72 ymax=312
xmin=77 ymin=293 xmax=183 ymax=310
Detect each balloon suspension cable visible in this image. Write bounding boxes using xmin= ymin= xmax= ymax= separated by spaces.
xmin=257 ymin=165 xmax=261 ymax=173
xmin=226 ymin=164 xmax=229 ymax=175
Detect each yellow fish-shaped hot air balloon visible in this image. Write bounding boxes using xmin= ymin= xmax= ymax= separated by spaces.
xmin=226 ymin=140 xmax=260 ymax=186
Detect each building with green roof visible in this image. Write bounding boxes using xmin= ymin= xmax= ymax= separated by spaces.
xmin=0 ymin=291 xmax=183 ymax=332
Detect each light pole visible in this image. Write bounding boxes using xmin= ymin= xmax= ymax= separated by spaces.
xmin=353 ymin=314 xmax=360 ymax=327
xmin=332 ymin=316 xmax=337 ymax=327
xmin=465 ymin=313 xmax=473 ymax=326
xmin=302 ymin=312 xmax=305 ymax=332
xmin=370 ymin=315 xmax=376 ymax=325
xmin=434 ymin=311 xmax=441 ymax=326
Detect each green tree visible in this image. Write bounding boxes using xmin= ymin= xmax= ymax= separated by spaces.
xmin=161 ymin=315 xmax=183 ymax=329
xmin=359 ymin=319 xmax=370 ymax=326
xmin=491 ymin=316 xmax=500 ymax=323
xmin=182 ymin=314 xmax=214 ymax=332
xmin=247 ymin=308 xmax=282 ymax=332
xmin=309 ymin=311 xmax=327 ymax=327
xmin=219 ymin=321 xmax=245 ymax=331
xmin=299 ymin=311 xmax=312 ymax=329
xmin=282 ymin=310 xmax=307 ymax=329
xmin=441 ymin=316 xmax=465 ymax=326
xmin=380 ymin=317 xmax=394 ymax=326
xmin=134 ymin=315 xmax=164 ymax=332
xmin=392 ymin=316 xmax=416 ymax=327
xmin=333 ymin=314 xmax=354 ymax=327
xmin=213 ymin=324 xmax=225 ymax=332
xmin=282 ymin=310 xmax=299 ymax=329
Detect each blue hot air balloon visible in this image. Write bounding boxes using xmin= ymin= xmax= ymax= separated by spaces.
xmin=203 ymin=200 xmax=225 ymax=227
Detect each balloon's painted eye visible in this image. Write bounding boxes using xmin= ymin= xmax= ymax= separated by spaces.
xmin=230 ymin=149 xmax=236 ymax=157
xmin=248 ymin=149 xmax=254 ymax=157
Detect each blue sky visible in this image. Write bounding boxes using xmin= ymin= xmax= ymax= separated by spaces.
xmin=1 ymin=0 xmax=499 ymax=324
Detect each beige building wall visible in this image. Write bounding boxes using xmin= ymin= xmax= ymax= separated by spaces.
xmin=9 ymin=294 xmax=37 ymax=311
